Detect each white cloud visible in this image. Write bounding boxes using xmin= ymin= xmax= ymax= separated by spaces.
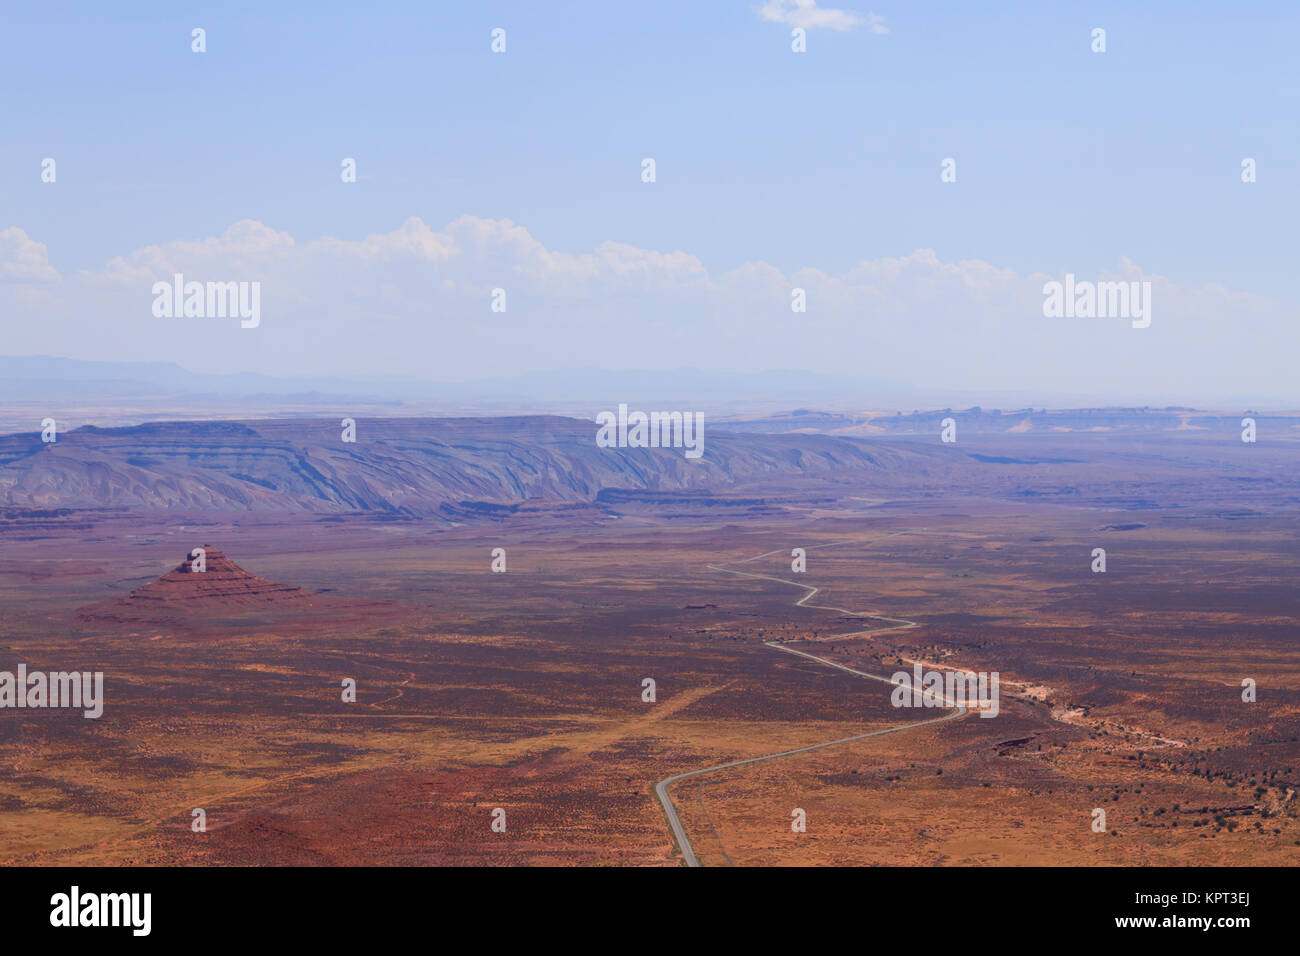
xmin=758 ymin=1 xmax=888 ymax=33
xmin=0 ymin=216 xmax=1289 ymax=403
xmin=94 ymin=220 xmax=296 ymax=284
xmin=0 ymin=227 xmax=58 ymax=282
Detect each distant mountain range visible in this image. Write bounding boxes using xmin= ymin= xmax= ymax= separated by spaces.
xmin=0 ymin=355 xmax=1227 ymax=411
xmin=0 ymin=355 xmax=915 ymax=404
xmin=711 ymin=406 xmax=1300 ymax=436
xmin=0 ymin=355 xmax=403 ymax=402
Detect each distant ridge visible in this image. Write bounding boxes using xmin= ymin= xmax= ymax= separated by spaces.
xmin=0 ymin=416 xmax=926 ymax=516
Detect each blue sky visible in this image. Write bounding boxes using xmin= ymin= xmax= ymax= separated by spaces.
xmin=2 ymin=1 xmax=1298 ymax=402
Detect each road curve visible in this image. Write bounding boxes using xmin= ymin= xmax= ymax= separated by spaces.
xmin=655 ymin=534 xmax=969 ymax=867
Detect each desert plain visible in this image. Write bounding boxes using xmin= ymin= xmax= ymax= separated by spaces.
xmin=0 ymin=417 xmax=1297 ymax=866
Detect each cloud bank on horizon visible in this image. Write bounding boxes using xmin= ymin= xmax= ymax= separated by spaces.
xmin=0 ymin=216 xmax=1287 ymax=404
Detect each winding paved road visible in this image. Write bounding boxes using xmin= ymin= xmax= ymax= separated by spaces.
xmin=655 ymin=533 xmax=970 ymax=867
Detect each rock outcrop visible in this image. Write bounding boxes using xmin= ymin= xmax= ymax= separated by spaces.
xmin=120 ymin=545 xmax=310 ymax=607
xmin=78 ymin=545 xmax=319 ymax=623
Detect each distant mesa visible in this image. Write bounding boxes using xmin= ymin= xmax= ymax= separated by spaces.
xmin=0 ymin=416 xmax=927 ymax=516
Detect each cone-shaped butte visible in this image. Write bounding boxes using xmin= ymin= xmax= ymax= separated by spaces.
xmin=119 ymin=545 xmax=311 ymax=607
xmin=77 ymin=544 xmax=407 ymax=629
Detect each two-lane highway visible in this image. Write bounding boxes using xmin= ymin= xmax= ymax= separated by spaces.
xmin=655 ymin=533 xmax=970 ymax=866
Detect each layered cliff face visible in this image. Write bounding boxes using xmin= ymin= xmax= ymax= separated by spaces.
xmin=0 ymin=416 xmax=935 ymax=515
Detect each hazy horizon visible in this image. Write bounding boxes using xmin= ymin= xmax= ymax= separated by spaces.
xmin=0 ymin=353 xmax=1294 ymax=416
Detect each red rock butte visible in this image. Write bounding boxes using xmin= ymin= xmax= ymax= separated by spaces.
xmin=116 ymin=545 xmax=313 ymax=608
xmin=121 ymin=546 xmax=312 ymax=606
xmin=76 ymin=544 xmax=404 ymax=628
